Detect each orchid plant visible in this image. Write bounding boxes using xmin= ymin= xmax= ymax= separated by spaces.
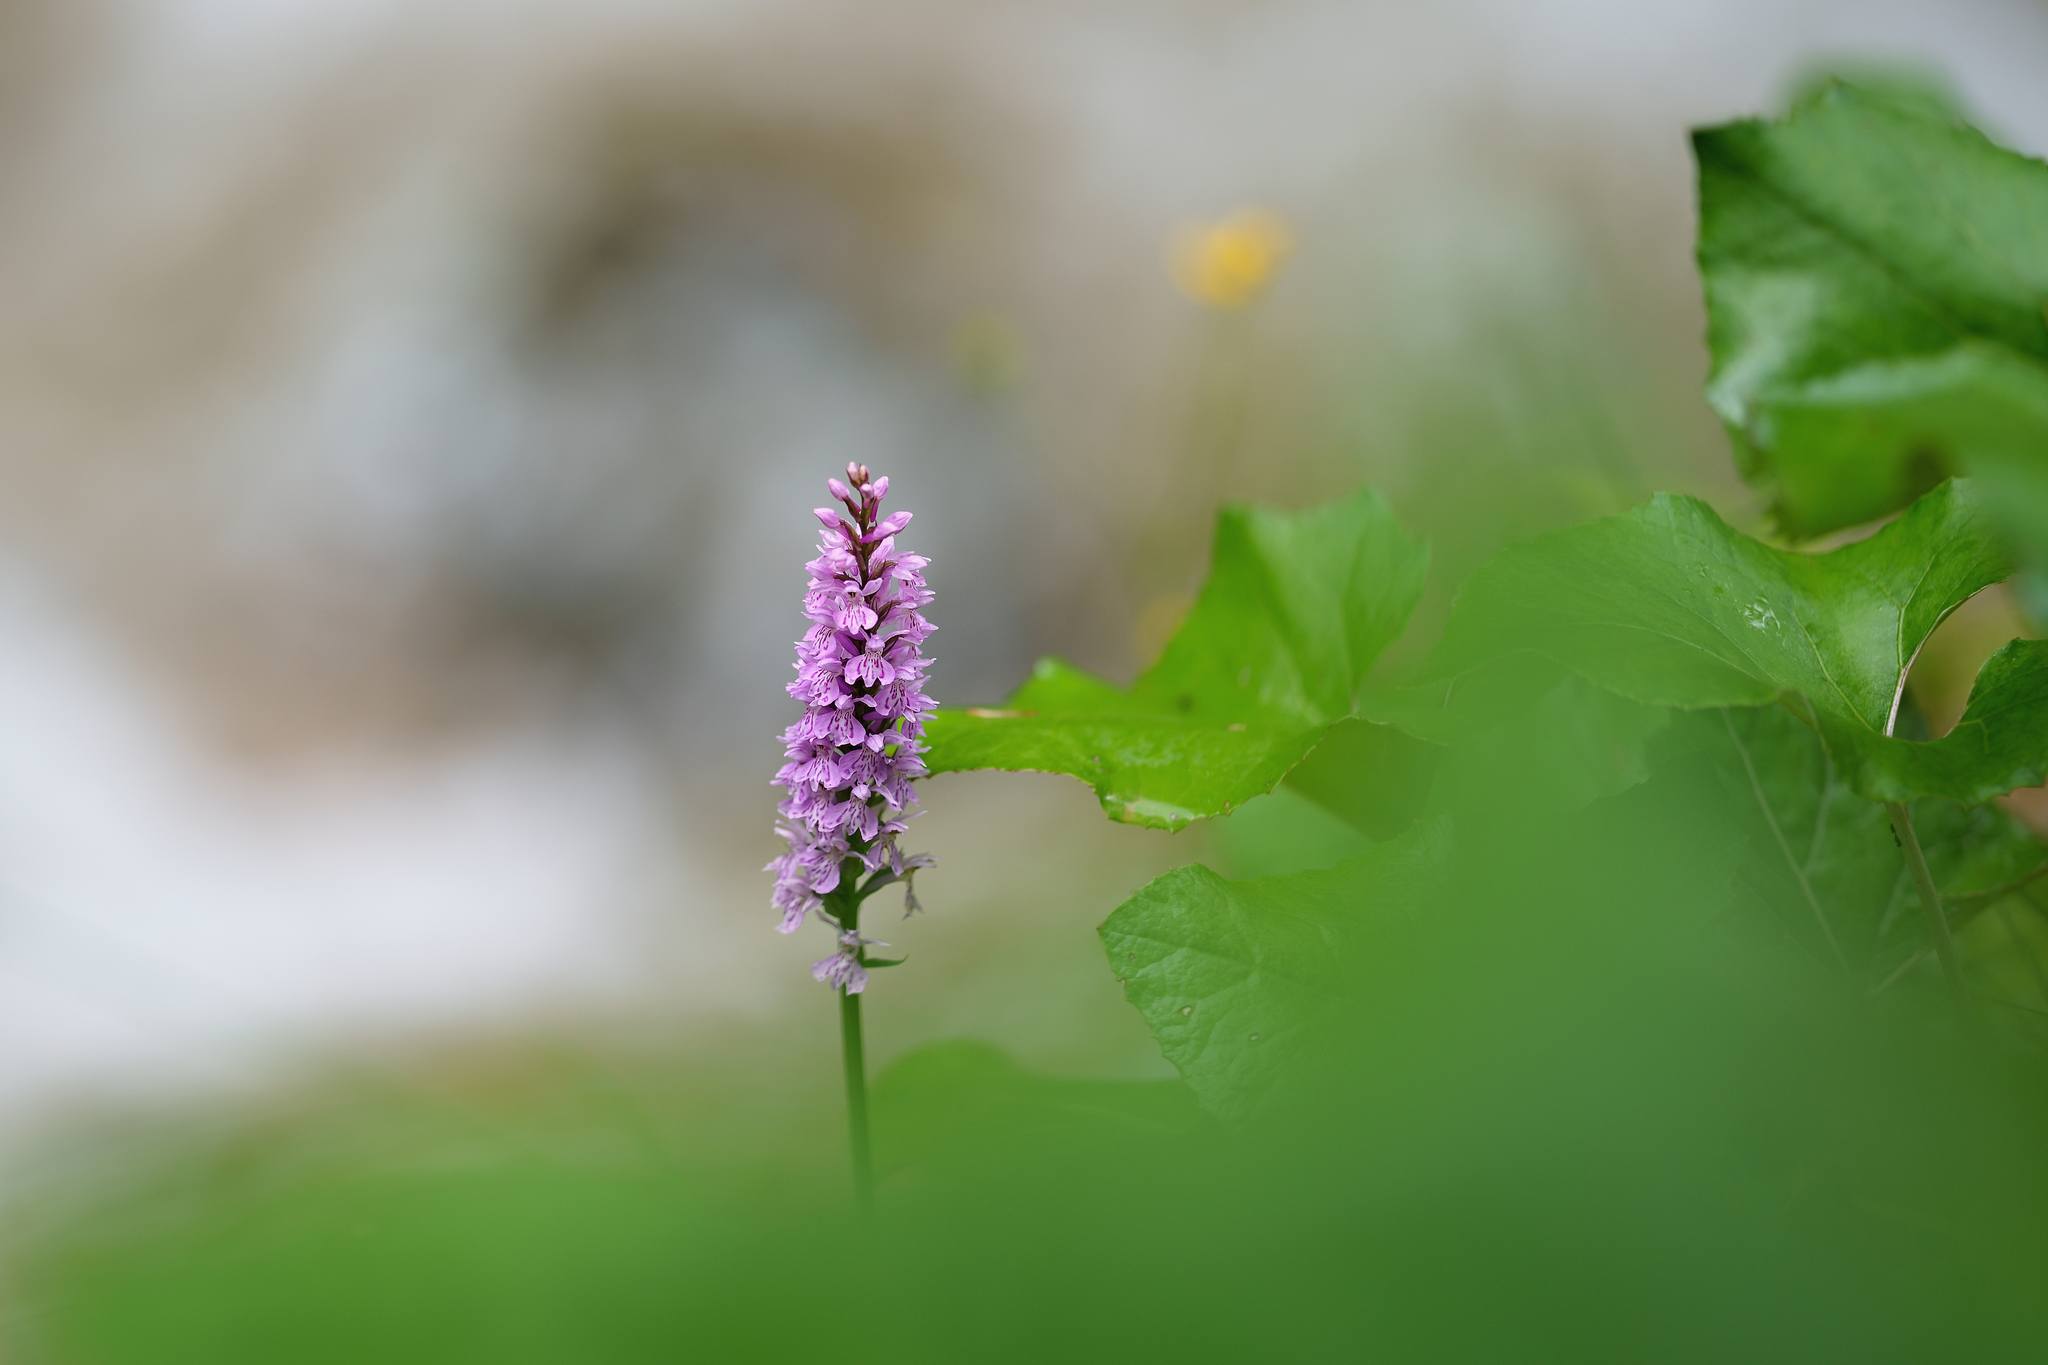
xmin=775 ymin=77 xmax=2048 ymax=1209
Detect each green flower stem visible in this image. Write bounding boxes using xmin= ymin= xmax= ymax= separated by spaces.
xmin=1888 ymin=801 xmax=1967 ymax=1002
xmin=838 ymin=987 xmax=873 ymax=1215
xmin=830 ymin=865 xmax=875 ymax=1216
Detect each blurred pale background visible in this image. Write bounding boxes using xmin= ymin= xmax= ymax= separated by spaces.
xmin=4 ymin=0 xmax=2048 ymax=1186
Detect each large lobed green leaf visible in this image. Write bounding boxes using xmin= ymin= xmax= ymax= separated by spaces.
xmin=1694 ymin=79 xmax=2048 ymax=540
xmin=1396 ymin=479 xmax=2048 ymax=804
xmin=1098 ymin=819 xmax=1448 ymax=1116
xmin=1652 ymin=704 xmax=2044 ymax=982
xmin=925 ymin=489 xmax=1428 ymax=829
xmin=1845 ymin=639 xmax=2048 ymax=802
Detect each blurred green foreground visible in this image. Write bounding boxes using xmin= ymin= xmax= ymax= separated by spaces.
xmin=8 ymin=718 xmax=2045 ymax=1364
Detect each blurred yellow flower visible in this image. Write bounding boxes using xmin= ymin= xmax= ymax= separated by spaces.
xmin=1169 ymin=208 xmax=1293 ymax=309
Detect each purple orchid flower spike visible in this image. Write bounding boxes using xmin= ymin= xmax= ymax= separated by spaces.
xmin=769 ymin=463 xmax=936 ymax=990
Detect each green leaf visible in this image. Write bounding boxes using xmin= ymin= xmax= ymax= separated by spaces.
xmin=1277 ymin=717 xmax=1440 ymax=840
xmin=1418 ymin=479 xmax=2005 ymax=723
xmin=1098 ymin=819 xmax=1449 ymax=1116
xmin=1841 ymin=639 xmax=2048 ymax=803
xmin=1368 ymin=663 xmax=1670 ymax=819
xmin=1694 ymin=79 xmax=2048 ymax=539
xmin=1400 ymin=478 xmax=2043 ymax=802
xmin=1210 ymin=788 xmax=1377 ymax=881
xmin=926 ymin=489 xmax=1428 ymax=829
xmin=1647 ymin=704 xmax=2045 ymax=979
